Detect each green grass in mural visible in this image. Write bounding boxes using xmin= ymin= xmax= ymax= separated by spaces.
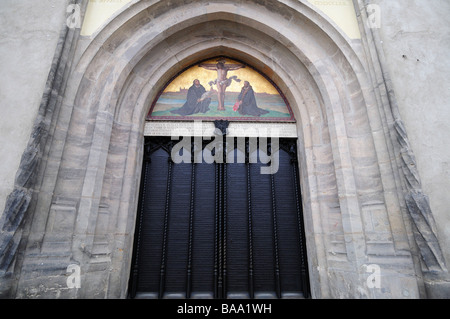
xmin=151 ymin=105 xmax=290 ymax=118
xmin=150 ymin=91 xmax=291 ymax=118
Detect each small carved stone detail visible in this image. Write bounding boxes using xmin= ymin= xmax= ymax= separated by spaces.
xmin=214 ymin=120 xmax=230 ymax=136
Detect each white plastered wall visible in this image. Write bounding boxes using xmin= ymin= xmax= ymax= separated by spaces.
xmin=375 ymin=0 xmax=450 ymax=266
xmin=0 ymin=0 xmax=69 ymax=214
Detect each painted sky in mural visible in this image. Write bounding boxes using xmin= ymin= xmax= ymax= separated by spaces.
xmin=147 ymin=58 xmax=295 ymax=122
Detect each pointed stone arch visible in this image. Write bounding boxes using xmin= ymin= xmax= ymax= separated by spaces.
xmin=6 ymin=0 xmax=435 ymax=298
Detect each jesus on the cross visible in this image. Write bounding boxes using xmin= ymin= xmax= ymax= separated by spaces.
xmin=199 ymin=59 xmax=246 ymax=111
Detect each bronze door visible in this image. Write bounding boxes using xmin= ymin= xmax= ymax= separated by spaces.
xmin=129 ymin=136 xmax=309 ymax=299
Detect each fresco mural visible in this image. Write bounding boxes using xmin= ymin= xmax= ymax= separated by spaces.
xmin=147 ymin=58 xmax=295 ymax=122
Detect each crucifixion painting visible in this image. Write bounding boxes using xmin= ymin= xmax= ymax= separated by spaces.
xmin=198 ymin=58 xmax=246 ymax=111
xmin=147 ymin=57 xmax=295 ymax=122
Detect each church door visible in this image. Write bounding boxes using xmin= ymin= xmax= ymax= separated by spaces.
xmin=129 ymin=136 xmax=309 ymax=299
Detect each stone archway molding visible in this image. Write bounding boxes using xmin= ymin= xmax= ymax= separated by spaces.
xmin=1 ymin=0 xmax=445 ymax=298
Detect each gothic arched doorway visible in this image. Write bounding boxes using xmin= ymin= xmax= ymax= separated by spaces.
xmin=6 ymin=0 xmax=427 ymax=299
xmin=128 ymin=58 xmax=309 ymax=299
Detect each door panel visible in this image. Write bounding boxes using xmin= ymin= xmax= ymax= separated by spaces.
xmin=191 ymin=162 xmax=216 ymax=297
xmin=226 ymin=159 xmax=249 ymax=297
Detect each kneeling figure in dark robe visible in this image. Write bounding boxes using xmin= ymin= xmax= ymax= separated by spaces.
xmin=236 ymin=81 xmax=270 ymax=117
xmin=171 ymin=79 xmax=212 ymax=116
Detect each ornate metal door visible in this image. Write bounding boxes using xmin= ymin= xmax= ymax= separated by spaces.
xmin=129 ymin=136 xmax=309 ymax=299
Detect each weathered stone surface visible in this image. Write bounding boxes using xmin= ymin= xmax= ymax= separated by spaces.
xmin=0 ymin=0 xmax=448 ymax=299
xmin=405 ymin=190 xmax=447 ymax=272
xmin=355 ymin=0 xmax=449 ymax=297
xmin=0 ymin=0 xmax=72 ymax=213
xmin=0 ymin=189 xmax=31 ymax=276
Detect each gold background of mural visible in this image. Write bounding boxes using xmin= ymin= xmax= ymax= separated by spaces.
xmin=164 ymin=58 xmax=279 ymax=94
